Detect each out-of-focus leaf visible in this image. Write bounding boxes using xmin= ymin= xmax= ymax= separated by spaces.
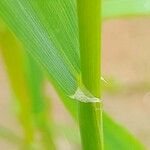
xmin=0 ymin=23 xmax=55 ymax=149
xmin=0 ymin=126 xmax=21 ymax=144
xmin=0 ymin=24 xmax=34 ymax=145
xmin=103 ymin=0 xmax=150 ymax=20
xmin=103 ymin=114 xmax=145 ymax=150
xmin=0 ymin=1 xmax=146 ymax=149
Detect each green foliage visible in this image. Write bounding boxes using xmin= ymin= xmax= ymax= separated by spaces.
xmin=0 ymin=25 xmax=55 ymax=149
xmin=0 ymin=126 xmax=21 ymax=144
xmin=0 ymin=26 xmax=34 ymax=146
xmin=103 ymin=0 xmax=150 ymax=20
xmin=103 ymin=114 xmax=145 ymax=150
xmin=0 ymin=0 xmax=148 ymax=149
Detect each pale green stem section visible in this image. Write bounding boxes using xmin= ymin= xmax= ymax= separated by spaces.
xmin=77 ymin=0 xmax=103 ymax=150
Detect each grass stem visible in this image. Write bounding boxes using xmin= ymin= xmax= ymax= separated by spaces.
xmin=77 ymin=0 xmax=103 ymax=149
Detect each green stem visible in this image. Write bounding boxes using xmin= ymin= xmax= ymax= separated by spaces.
xmin=77 ymin=0 xmax=103 ymax=150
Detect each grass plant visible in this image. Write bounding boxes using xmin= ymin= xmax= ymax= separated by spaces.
xmin=0 ymin=0 xmax=149 ymax=149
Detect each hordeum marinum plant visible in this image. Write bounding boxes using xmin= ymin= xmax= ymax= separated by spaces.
xmin=0 ymin=0 xmax=149 ymax=149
